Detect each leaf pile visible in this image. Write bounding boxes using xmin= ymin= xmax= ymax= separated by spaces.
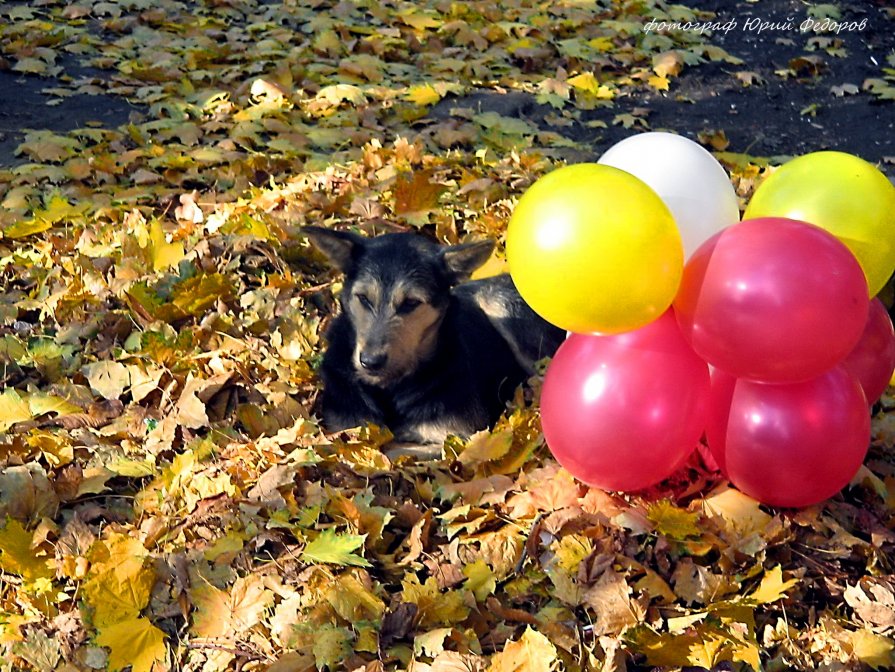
xmin=1 ymin=1 xmax=895 ymax=671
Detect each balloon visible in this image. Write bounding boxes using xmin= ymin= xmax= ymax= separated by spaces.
xmin=675 ymin=217 xmax=869 ymax=383
xmin=507 ymin=163 xmax=682 ymax=334
xmin=598 ymin=132 xmax=740 ymax=259
xmin=540 ymin=310 xmax=710 ymax=491
xmin=743 ymin=151 xmax=895 ymax=297
xmin=841 ymin=298 xmax=895 ymax=405
xmin=706 ymin=367 xmax=870 ymax=508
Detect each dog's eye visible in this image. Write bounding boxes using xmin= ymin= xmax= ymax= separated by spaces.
xmin=356 ymin=294 xmax=374 ymax=310
xmin=397 ymin=298 xmax=423 ymax=314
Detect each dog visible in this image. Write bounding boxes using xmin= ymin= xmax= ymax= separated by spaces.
xmin=303 ymin=226 xmax=565 ymax=448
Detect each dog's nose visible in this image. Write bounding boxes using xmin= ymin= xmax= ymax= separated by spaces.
xmin=359 ymin=351 xmax=387 ymax=371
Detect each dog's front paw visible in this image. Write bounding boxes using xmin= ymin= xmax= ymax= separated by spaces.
xmin=384 ymin=441 xmax=443 ymax=461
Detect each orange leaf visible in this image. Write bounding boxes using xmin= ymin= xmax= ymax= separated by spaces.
xmin=393 ymin=170 xmax=447 ymax=223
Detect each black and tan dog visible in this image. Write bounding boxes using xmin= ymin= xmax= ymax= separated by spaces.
xmin=304 ymin=226 xmax=564 ymax=449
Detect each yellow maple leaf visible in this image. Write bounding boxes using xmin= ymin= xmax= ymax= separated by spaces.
xmin=647 ymin=500 xmax=702 ymax=540
xmin=747 ymin=566 xmax=798 ymax=605
xmin=625 ymin=624 xmax=694 ymax=666
xmin=405 ymin=83 xmax=442 ymax=107
xmin=488 ymin=626 xmax=558 ymax=672
xmin=550 ymin=534 xmax=592 ymax=573
xmin=2 ymin=218 xmax=53 ymax=239
xmin=0 ymin=389 xmax=81 ymax=431
xmin=170 ymin=272 xmax=232 ymax=315
xmin=96 ymin=616 xmax=167 ymax=672
xmin=567 ymin=72 xmax=614 ymax=101
xmin=686 ymin=631 xmax=731 ymax=669
xmin=701 ymin=486 xmax=772 ymax=536
xmin=26 ymin=430 xmax=74 ymax=468
xmin=88 ymin=532 xmax=148 ymax=583
xmin=653 ymin=50 xmax=684 ymax=78
xmin=567 ymin=71 xmax=600 ymax=95
xmin=83 ymin=565 xmax=156 ymax=627
xmin=0 ymin=612 xmax=33 ymax=644
xmin=463 ymin=560 xmax=497 ymax=603
xmin=315 ymin=84 xmax=367 ymax=107
xmin=647 ymin=73 xmax=670 ymax=91
xmin=311 ymin=623 xmax=353 ymax=669
xmin=459 ymin=428 xmax=513 ymax=467
xmin=401 ymin=575 xmax=469 ymax=628
xmin=149 ymin=218 xmax=186 ymax=271
xmin=313 ymin=28 xmax=341 ymax=56
xmin=851 ymin=629 xmax=895 ymax=669
xmin=339 ymin=53 xmax=384 ymax=82
xmin=0 ymin=518 xmax=54 ymax=581
xmin=325 ymin=573 xmax=385 ymax=622
xmin=34 ymin=193 xmax=90 ymax=224
xmin=627 ymin=621 xmax=756 ymax=669
xmin=25 ymin=393 xmax=82 ymax=419
xmin=399 ymin=10 xmax=441 ymax=31
xmin=191 ymin=574 xmax=274 ymax=640
xmin=0 ymin=390 xmax=33 ymax=432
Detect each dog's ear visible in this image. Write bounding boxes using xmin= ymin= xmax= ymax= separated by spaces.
xmin=441 ymin=239 xmax=495 ymax=283
xmin=303 ymin=226 xmax=365 ymax=273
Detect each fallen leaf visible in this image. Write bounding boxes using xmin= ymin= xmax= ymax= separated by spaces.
xmin=393 ymin=170 xmax=448 ymax=225
xmin=191 ymin=574 xmax=274 ymax=639
xmin=747 ymin=566 xmax=798 ymax=605
xmin=844 ymin=578 xmax=895 ymax=629
xmin=0 ymin=389 xmax=33 ymax=431
xmin=582 ymin=568 xmax=642 ymax=636
xmin=701 ymin=486 xmax=772 ymax=536
xmin=96 ymin=617 xmax=167 ymax=672
xmin=831 ymin=82 xmax=860 ymax=97
xmin=83 ymin=361 xmax=130 ymax=400
xmin=149 ymin=218 xmax=186 ymax=271
xmin=487 ymin=626 xmax=558 ymax=672
xmin=301 ymin=529 xmax=372 ymax=567
xmin=0 ymin=518 xmax=54 ymax=581
xmin=646 ymin=500 xmax=701 ymax=540
xmin=851 ymin=629 xmax=895 ymax=669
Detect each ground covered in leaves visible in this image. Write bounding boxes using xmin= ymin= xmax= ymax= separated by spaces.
xmin=1 ymin=1 xmax=895 ymax=671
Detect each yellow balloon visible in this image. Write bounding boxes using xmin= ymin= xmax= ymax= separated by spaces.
xmin=507 ymin=163 xmax=683 ymax=334
xmin=744 ymin=151 xmax=895 ymax=297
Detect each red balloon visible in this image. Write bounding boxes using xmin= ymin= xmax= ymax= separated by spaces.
xmin=541 ymin=310 xmax=710 ymax=491
xmin=706 ymin=367 xmax=870 ymax=508
xmin=841 ymin=298 xmax=895 ymax=405
xmin=675 ymin=217 xmax=869 ymax=383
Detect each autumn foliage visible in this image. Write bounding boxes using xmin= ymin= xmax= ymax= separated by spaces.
xmin=1 ymin=1 xmax=895 ymax=671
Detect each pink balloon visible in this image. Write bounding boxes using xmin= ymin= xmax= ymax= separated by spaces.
xmin=675 ymin=217 xmax=869 ymax=383
xmin=541 ymin=310 xmax=710 ymax=491
xmin=704 ymin=368 xmax=735 ymax=478
xmin=841 ymin=298 xmax=895 ymax=405
xmin=706 ymin=367 xmax=870 ymax=508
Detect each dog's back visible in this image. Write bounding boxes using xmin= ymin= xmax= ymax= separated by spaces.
xmin=304 ymin=227 xmax=564 ymax=445
xmin=455 ymin=273 xmax=563 ymax=374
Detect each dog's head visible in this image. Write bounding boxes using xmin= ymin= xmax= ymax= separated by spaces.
xmin=304 ymin=227 xmax=494 ymax=387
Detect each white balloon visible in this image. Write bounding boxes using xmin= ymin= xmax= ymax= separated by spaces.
xmin=598 ymin=132 xmax=741 ymax=259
